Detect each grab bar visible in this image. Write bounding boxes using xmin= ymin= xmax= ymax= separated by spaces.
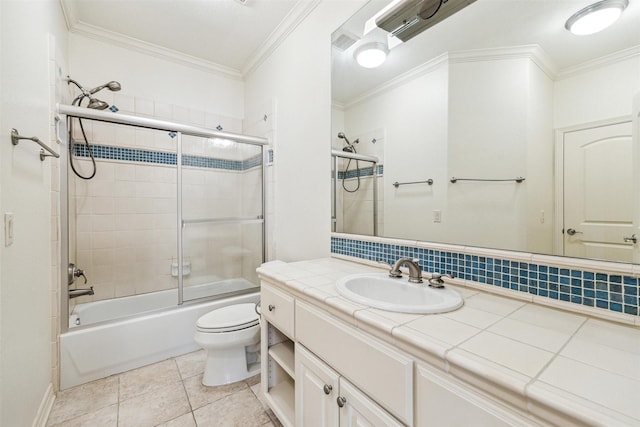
xmin=11 ymin=128 xmax=60 ymax=161
xmin=331 ymin=149 xmax=378 ymax=163
xmin=182 ymin=216 xmax=264 ymax=226
xmin=450 ymin=176 xmax=525 ymax=183
xmin=393 ymin=179 xmax=433 ymax=188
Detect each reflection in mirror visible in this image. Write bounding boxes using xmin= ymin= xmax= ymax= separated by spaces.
xmin=331 ymin=0 xmax=640 ymax=264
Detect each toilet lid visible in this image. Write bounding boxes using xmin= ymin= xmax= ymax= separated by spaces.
xmin=197 ymin=303 xmax=259 ymax=332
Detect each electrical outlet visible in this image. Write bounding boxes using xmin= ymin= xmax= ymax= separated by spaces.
xmin=4 ymin=213 xmax=14 ymax=247
xmin=433 ymin=210 xmax=442 ymax=223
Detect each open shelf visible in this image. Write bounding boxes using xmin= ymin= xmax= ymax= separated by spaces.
xmin=267 ymin=377 xmax=295 ymax=426
xmin=268 ymin=340 xmax=294 ymax=379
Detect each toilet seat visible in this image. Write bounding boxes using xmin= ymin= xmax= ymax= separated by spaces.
xmin=196 ymin=303 xmax=259 ymax=333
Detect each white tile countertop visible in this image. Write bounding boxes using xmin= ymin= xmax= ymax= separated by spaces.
xmin=257 ymin=257 xmax=640 ymax=427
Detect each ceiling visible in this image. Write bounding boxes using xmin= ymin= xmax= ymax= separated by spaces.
xmin=60 ymin=0 xmax=313 ymax=77
xmin=333 ymin=0 xmax=640 ymax=104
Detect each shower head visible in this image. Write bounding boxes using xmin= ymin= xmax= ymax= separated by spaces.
xmin=338 ymin=132 xmax=359 ymax=147
xmin=67 ymin=77 xmax=122 ymax=108
xmin=88 ymin=81 xmax=122 ymax=95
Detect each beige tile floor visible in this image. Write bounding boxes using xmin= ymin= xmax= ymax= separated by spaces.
xmin=47 ymin=350 xmax=283 ymax=427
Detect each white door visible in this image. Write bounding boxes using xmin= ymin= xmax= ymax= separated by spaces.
xmin=563 ymin=121 xmax=634 ymax=262
xmin=338 ymin=379 xmax=404 ymax=427
xmin=295 ymin=345 xmax=340 ymax=426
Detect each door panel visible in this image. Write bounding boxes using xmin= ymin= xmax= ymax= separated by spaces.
xmin=295 ymin=345 xmax=340 ymax=426
xmin=563 ymin=122 xmax=634 ymax=261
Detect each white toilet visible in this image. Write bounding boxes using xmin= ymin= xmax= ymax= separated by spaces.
xmin=194 ymin=303 xmax=261 ymax=386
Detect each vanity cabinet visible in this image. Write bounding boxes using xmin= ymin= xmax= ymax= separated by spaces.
xmin=296 ymin=344 xmax=403 ymax=426
xmin=260 ymin=278 xmax=536 ymax=427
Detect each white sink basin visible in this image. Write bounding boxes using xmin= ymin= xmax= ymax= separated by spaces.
xmin=335 ymin=273 xmax=463 ymax=314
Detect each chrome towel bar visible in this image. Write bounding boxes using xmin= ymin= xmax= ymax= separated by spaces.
xmin=11 ymin=128 xmax=60 ymax=161
xmin=450 ymin=176 xmax=525 ymax=183
xmin=393 ymin=179 xmax=434 ymax=187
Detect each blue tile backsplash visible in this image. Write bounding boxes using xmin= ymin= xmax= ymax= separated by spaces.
xmin=331 ymin=236 xmax=639 ymax=317
xmin=74 ymin=143 xmax=262 ymax=171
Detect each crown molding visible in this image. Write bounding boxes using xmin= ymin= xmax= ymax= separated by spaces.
xmin=59 ymin=0 xmax=319 ymax=81
xmin=242 ymin=0 xmax=322 ymax=77
xmin=447 ymin=45 xmax=558 ymax=79
xmin=555 ymin=44 xmax=640 ymax=80
xmin=344 ymin=45 xmax=560 ymax=108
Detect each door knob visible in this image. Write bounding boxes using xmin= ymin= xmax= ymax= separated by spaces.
xmin=323 ymin=384 xmax=332 ymax=395
xmin=624 ymin=234 xmax=637 ymax=244
xmin=268 ymin=304 xmax=275 ymax=311
xmin=336 ymin=396 xmax=346 ymax=408
xmin=566 ymin=228 xmax=583 ymax=236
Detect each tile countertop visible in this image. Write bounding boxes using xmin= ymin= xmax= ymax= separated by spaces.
xmin=256 ymin=257 xmax=640 ymax=427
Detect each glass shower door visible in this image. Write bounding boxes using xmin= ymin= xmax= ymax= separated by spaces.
xmin=178 ymin=134 xmax=264 ymax=304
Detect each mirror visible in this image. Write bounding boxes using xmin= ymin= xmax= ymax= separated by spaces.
xmin=331 ymin=0 xmax=640 ymax=263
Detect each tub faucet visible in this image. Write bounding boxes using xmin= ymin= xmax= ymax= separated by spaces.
xmin=69 ymin=287 xmax=94 ymax=299
xmin=389 ymin=257 xmax=423 ymax=283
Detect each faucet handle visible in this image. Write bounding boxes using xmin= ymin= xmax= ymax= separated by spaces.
xmin=428 ymin=273 xmax=453 ymax=288
xmin=74 ymin=268 xmax=88 ymax=284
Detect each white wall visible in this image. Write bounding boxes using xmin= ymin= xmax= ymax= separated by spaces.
xmin=244 ymin=1 xmax=366 ymax=262
xmin=0 ymin=1 xmax=68 ymax=425
xmin=554 ymin=55 xmax=640 ymax=128
xmin=68 ymin=34 xmax=245 ymax=119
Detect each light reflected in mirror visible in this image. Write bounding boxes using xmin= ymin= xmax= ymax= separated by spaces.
xmin=331 ymin=0 xmax=640 ymax=264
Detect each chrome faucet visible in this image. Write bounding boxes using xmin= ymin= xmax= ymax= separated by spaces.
xmin=428 ymin=273 xmax=453 ymax=288
xmin=69 ymin=287 xmax=94 ymax=299
xmin=389 ymin=257 xmax=423 ymax=283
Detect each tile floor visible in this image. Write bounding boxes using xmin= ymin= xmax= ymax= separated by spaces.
xmin=47 ymin=350 xmax=283 ymax=427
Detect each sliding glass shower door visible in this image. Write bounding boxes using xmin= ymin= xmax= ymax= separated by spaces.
xmin=178 ymin=134 xmax=265 ymax=304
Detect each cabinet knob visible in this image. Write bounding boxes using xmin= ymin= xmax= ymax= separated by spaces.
xmin=323 ymin=384 xmax=332 ymax=395
xmin=268 ymin=304 xmax=275 ymax=312
xmin=336 ymin=396 xmax=346 ymax=408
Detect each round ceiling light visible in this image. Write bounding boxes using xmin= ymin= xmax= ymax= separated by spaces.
xmin=565 ymin=0 xmax=628 ymax=35
xmin=354 ymin=42 xmax=389 ymax=68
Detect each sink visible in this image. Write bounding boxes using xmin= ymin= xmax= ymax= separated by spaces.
xmin=335 ymin=273 xmax=463 ymax=314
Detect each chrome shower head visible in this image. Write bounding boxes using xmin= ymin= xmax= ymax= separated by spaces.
xmin=88 ymin=81 xmax=122 ymax=95
xmin=338 ymin=132 xmax=358 ymax=147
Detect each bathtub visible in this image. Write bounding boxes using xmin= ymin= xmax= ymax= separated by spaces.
xmin=60 ymin=279 xmax=260 ymax=389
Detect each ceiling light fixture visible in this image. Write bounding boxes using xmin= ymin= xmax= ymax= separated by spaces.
xmin=565 ymin=0 xmax=628 ymax=35
xmin=354 ymin=42 xmax=389 ymax=68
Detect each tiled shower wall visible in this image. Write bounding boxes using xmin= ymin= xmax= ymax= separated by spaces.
xmin=69 ymin=95 xmax=262 ymax=304
xmin=335 ymin=163 xmax=384 ymax=236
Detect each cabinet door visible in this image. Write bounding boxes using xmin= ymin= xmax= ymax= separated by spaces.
xmin=338 ymin=379 xmax=404 ymax=427
xmin=295 ymin=344 xmax=339 ymax=426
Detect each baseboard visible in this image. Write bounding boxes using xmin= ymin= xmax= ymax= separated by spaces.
xmin=32 ymin=383 xmax=55 ymax=427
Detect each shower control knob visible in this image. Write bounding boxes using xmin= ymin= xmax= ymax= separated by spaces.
xmin=337 ymin=396 xmax=346 ymax=408
xmin=323 ymin=384 xmax=332 ymax=395
xmin=268 ymin=304 xmax=275 ymax=312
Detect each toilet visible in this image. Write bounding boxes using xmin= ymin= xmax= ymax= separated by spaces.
xmin=194 ymin=303 xmax=261 ymax=386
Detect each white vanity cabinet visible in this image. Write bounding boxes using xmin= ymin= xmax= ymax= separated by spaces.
xmin=296 ymin=344 xmax=404 ymax=427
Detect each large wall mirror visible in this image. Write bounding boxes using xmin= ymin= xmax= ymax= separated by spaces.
xmin=331 ymin=0 xmax=640 ymax=264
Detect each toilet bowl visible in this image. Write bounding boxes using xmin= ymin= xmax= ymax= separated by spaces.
xmin=194 ymin=303 xmax=261 ymax=386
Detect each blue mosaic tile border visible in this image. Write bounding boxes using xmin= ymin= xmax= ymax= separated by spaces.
xmin=331 ymin=236 xmax=640 ymax=317
xmin=338 ymin=164 xmax=384 ymax=180
xmin=74 ymin=143 xmax=262 ymax=171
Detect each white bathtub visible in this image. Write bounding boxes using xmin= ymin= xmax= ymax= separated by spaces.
xmin=60 ymin=279 xmax=260 ymax=389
